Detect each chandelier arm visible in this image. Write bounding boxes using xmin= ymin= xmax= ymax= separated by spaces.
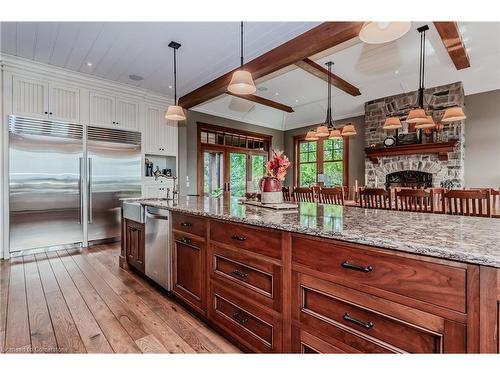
xmin=173 ymin=47 xmax=177 ymax=104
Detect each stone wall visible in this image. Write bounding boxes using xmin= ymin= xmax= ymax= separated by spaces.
xmin=364 ymin=82 xmax=465 ymax=188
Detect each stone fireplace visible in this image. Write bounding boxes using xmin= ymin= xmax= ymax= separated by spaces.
xmin=385 ymin=171 xmax=433 ymax=190
xmin=364 ymin=82 xmax=465 ymax=188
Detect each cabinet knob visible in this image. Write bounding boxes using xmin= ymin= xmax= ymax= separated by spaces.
xmin=49 ymin=112 xmax=53 ymax=115
xmin=112 ymin=121 xmax=116 ymax=124
xmin=44 ymin=111 xmax=48 ymax=115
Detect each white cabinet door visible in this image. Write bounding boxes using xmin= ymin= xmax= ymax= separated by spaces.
xmin=49 ymin=84 xmax=80 ymax=122
xmin=143 ymin=184 xmax=169 ymax=198
xmin=12 ymin=75 xmax=48 ymax=118
xmin=144 ymin=105 xmax=164 ymax=154
xmin=89 ymin=91 xmax=115 ymax=127
xmin=164 ymin=119 xmax=178 ymax=155
xmin=116 ymin=97 xmax=139 ymax=130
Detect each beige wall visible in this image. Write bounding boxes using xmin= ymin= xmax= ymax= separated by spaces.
xmin=464 ymin=90 xmax=500 ymax=188
xmin=283 ymin=115 xmax=366 ymax=188
xmin=177 ymin=110 xmax=285 ymax=195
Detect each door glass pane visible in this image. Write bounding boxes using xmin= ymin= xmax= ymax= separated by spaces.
xmin=299 ymin=163 xmax=317 ymax=187
xmin=203 ymin=151 xmax=224 ymax=195
xmin=229 ymin=152 xmax=247 ymax=197
xmin=323 ymin=161 xmax=343 ymax=187
xmin=250 ymin=155 xmax=266 ymax=192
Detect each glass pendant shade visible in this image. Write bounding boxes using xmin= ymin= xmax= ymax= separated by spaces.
xmin=414 ymin=115 xmax=436 ymax=129
xmin=305 ymin=130 xmax=319 ymax=141
xmin=341 ymin=124 xmax=357 ymax=137
xmin=328 ymin=129 xmax=342 ymax=139
xmin=406 ymin=108 xmax=427 ymax=123
xmin=228 ymin=70 xmax=256 ymax=95
xmin=383 ymin=117 xmax=402 ymax=130
xmin=165 ymin=105 xmax=186 ymax=121
xmin=441 ymin=106 xmax=466 ymax=123
xmin=316 ymin=125 xmax=330 ymax=137
xmin=359 ymin=22 xmax=411 ymax=44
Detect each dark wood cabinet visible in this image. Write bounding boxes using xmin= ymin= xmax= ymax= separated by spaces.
xmin=171 ymin=230 xmax=207 ymax=316
xmin=124 ymin=219 xmax=145 ymax=274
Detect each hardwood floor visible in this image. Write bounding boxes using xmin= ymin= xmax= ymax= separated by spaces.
xmin=0 ymin=243 xmax=239 ymax=354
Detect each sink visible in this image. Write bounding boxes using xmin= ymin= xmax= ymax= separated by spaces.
xmin=123 ymin=201 xmax=145 ymax=223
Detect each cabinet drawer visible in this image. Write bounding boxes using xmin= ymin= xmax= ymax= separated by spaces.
xmin=209 ymin=283 xmax=281 ymax=353
xmin=292 ymin=235 xmax=466 ymax=313
xmin=211 ymin=245 xmax=282 ymax=311
xmin=210 ymin=220 xmax=282 ymax=260
xmin=298 ymin=279 xmax=444 ymax=353
xmin=172 ymin=212 xmax=207 ymax=238
xmin=292 ymin=327 xmax=351 ymax=353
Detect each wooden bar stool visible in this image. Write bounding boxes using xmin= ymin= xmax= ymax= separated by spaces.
xmin=359 ymin=188 xmax=391 ymax=209
xmin=442 ymin=189 xmax=491 ymax=217
xmin=318 ymin=187 xmax=344 ymax=205
xmin=395 ymin=189 xmax=434 ymax=213
xmin=282 ymin=186 xmax=292 ymax=202
xmin=293 ymin=187 xmax=315 ymax=202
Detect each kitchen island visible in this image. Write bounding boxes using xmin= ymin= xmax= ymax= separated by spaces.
xmin=121 ymin=196 xmax=500 ymax=353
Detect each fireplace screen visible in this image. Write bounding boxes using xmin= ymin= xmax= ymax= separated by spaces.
xmin=385 ymin=171 xmax=433 ymax=189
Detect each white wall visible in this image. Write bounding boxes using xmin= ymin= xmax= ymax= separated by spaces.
xmin=464 ymin=90 xmax=500 ymax=188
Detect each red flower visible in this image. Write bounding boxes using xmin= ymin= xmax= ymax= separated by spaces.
xmin=265 ymin=150 xmax=291 ymax=181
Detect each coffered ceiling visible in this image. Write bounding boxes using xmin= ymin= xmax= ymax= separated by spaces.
xmin=1 ymin=21 xmax=499 ymax=131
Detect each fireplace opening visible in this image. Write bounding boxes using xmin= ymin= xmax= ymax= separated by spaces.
xmin=385 ymin=171 xmax=433 ymax=190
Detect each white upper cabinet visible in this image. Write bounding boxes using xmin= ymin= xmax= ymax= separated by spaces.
xmin=90 ymin=91 xmax=139 ymax=130
xmin=12 ymin=75 xmax=49 ymax=118
xmin=143 ymin=103 xmax=177 ymax=155
xmin=89 ymin=91 xmax=115 ymax=127
xmin=12 ymin=75 xmax=80 ymax=122
xmin=49 ymin=84 xmax=80 ymax=122
xmin=116 ymin=98 xmax=139 ymax=130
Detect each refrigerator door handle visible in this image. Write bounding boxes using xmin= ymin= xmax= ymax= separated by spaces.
xmin=79 ymin=157 xmax=84 ymax=224
xmin=88 ymin=158 xmax=93 ymax=224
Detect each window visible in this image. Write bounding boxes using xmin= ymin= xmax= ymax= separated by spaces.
xmin=294 ymin=136 xmax=348 ymax=188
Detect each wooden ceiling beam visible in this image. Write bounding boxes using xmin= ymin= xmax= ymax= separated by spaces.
xmin=295 ymin=58 xmax=361 ymax=96
xmin=433 ymin=22 xmax=471 ymax=70
xmin=178 ymin=22 xmax=364 ymax=109
xmin=226 ymin=92 xmax=294 ymax=113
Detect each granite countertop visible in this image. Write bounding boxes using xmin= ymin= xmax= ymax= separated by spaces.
xmin=134 ymin=196 xmax=500 ymax=268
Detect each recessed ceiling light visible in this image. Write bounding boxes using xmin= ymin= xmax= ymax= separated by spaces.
xmin=86 ymin=62 xmax=93 ymax=67
xmin=275 ymin=92 xmax=279 ymax=96
xmin=295 ymin=99 xmax=299 ymax=103
xmin=395 ymin=70 xmax=399 ymax=75
xmin=129 ymin=74 xmax=144 ymax=81
xmin=168 ymin=85 xmax=173 ymax=89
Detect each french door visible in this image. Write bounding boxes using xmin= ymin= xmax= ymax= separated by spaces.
xmin=201 ymin=147 xmax=267 ymax=197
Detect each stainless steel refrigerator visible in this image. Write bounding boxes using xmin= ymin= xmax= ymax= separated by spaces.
xmin=8 ymin=116 xmax=141 ymax=253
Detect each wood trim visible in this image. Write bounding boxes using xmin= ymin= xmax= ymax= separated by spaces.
xmin=292 ymin=133 xmax=349 ymax=188
xmin=365 ymin=140 xmax=458 ymax=164
xmin=295 ymin=58 xmax=361 ymax=96
xmin=226 ymin=92 xmax=294 ymax=113
xmin=178 ymin=22 xmax=364 ymax=109
xmin=479 ymin=266 xmax=499 ymax=353
xmin=433 ymin=22 xmax=471 ymax=70
xmin=197 ymin=122 xmax=273 ymax=142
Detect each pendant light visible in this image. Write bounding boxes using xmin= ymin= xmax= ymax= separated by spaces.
xmin=341 ymin=123 xmax=357 ymax=137
xmin=359 ymin=22 xmax=412 ymax=44
xmin=406 ymin=25 xmax=429 ymax=124
xmin=165 ymin=41 xmax=186 ymax=121
xmin=305 ymin=130 xmax=319 ymax=141
xmin=442 ymin=106 xmax=466 ymax=122
xmin=383 ymin=117 xmax=402 ymax=130
xmin=228 ymin=22 xmax=256 ymax=95
xmin=414 ymin=115 xmax=436 ymax=129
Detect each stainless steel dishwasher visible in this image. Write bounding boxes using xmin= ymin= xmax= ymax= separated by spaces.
xmin=144 ymin=206 xmax=171 ymax=290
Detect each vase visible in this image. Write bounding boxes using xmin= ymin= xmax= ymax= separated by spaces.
xmin=259 ymin=177 xmax=283 ymax=204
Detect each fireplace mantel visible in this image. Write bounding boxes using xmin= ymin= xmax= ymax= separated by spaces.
xmin=365 ymin=140 xmax=459 ymax=164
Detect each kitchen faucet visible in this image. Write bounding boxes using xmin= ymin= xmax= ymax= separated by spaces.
xmin=153 ymin=170 xmax=179 ymax=199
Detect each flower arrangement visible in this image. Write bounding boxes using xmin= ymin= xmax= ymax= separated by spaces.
xmin=265 ymin=150 xmax=291 ymax=181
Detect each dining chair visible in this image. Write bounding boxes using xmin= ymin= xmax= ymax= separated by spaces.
xmin=293 ymin=187 xmax=315 ymax=202
xmin=442 ymin=189 xmax=491 ymax=217
xmin=468 ymin=188 xmax=499 ymax=216
xmin=430 ymin=188 xmax=445 ymax=211
xmin=282 ymin=186 xmax=292 ymax=202
xmin=359 ymin=188 xmax=391 ymax=209
xmin=318 ymin=187 xmax=344 ymax=205
xmin=395 ymin=189 xmax=434 ymax=213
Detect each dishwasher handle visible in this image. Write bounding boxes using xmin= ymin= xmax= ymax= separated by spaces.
xmin=146 ymin=210 xmax=169 ymax=221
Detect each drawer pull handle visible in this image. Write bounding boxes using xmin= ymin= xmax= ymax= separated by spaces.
xmin=343 ymin=313 xmax=374 ymax=329
xmin=341 ymin=260 xmax=373 ymax=273
xmin=231 ymin=235 xmax=247 ymax=242
xmin=232 ymin=312 xmax=248 ymax=324
xmin=178 ymin=237 xmax=192 ymax=245
xmin=231 ymin=269 xmax=248 ymax=278
xmin=180 ymin=222 xmax=192 ymax=227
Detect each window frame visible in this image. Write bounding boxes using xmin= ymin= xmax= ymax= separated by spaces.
xmin=293 ymin=133 xmax=349 ymax=188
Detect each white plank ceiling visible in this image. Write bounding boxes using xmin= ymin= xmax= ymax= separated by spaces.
xmin=1 ymin=21 xmax=499 ymax=130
